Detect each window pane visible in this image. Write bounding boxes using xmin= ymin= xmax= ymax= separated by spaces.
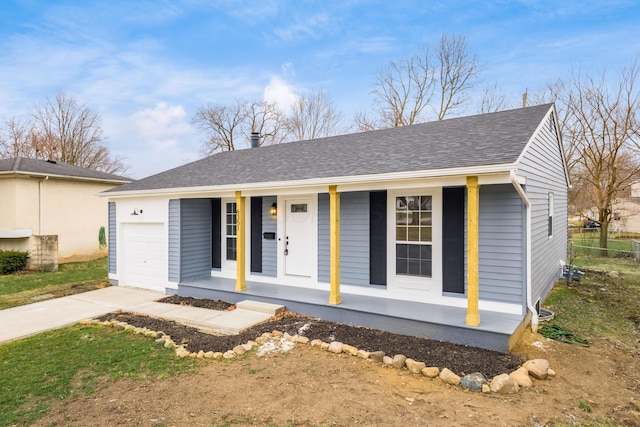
xmin=396 ymin=197 xmax=407 ymax=210
xmin=408 ymin=244 xmax=420 ymax=258
xmin=396 ymin=244 xmax=407 ymax=258
xmin=407 ymin=227 xmax=420 ymax=241
xmin=420 ymin=260 xmax=432 ymax=277
xmin=226 ymin=237 xmax=236 ymax=261
xmin=407 ymin=196 xmax=419 ymax=211
xmin=396 ymin=257 xmax=407 ymax=275
xmin=396 ymin=212 xmax=408 ymax=225
xmin=408 ymin=260 xmax=420 ymax=275
xmin=420 ymin=212 xmax=432 ymax=225
xmin=409 ymin=211 xmax=420 ymax=225
xmin=396 ymin=226 xmax=406 ymax=241
xmin=420 ymin=245 xmax=432 ymax=260
xmin=291 ymin=203 xmax=307 ymax=213
xmin=226 ymin=225 xmax=233 ymax=235
xmin=420 ymin=227 xmax=432 ymax=242
xmin=421 ymin=196 xmax=432 ymax=211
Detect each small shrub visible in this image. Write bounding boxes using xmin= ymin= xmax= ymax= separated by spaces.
xmin=0 ymin=250 xmax=30 ymax=274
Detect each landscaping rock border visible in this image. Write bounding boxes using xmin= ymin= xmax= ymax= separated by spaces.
xmin=82 ymin=318 xmax=555 ymax=395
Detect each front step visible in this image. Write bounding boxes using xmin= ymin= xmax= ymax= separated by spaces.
xmin=236 ymin=300 xmax=285 ymax=315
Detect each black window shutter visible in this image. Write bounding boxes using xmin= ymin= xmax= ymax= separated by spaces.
xmin=211 ymin=198 xmax=221 ymax=269
xmin=250 ymin=197 xmax=263 ymax=273
xmin=369 ymin=191 xmax=387 ymax=286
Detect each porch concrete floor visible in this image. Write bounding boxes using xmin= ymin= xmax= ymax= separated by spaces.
xmin=178 ymin=276 xmax=527 ymax=352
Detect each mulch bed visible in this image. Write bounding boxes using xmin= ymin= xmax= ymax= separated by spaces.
xmin=97 ymin=296 xmax=523 ymax=378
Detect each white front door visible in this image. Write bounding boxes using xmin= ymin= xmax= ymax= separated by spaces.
xmin=284 ymin=198 xmax=314 ymax=277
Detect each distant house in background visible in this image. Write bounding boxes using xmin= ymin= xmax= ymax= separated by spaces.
xmin=0 ymin=157 xmax=130 ymax=270
xmin=103 ymin=104 xmax=568 ymax=352
xmin=610 ymin=182 xmax=640 ymax=234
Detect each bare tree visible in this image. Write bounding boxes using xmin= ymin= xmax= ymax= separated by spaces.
xmin=0 ymin=117 xmax=42 ymax=159
xmin=32 ymin=92 xmax=127 ymax=174
xmin=194 ymin=100 xmax=289 ymax=154
xmin=246 ymin=101 xmax=288 ymax=146
xmin=478 ymin=81 xmax=510 ymax=114
xmin=362 ymin=33 xmax=482 ymax=129
xmin=286 ymin=90 xmax=341 ymax=140
xmin=555 ymin=60 xmax=640 ymax=252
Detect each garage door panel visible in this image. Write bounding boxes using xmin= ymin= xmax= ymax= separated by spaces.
xmin=123 ymin=223 xmax=166 ymax=292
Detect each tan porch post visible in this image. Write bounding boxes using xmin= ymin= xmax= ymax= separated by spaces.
xmin=329 ymin=185 xmax=342 ymax=304
xmin=466 ymin=176 xmax=480 ymax=326
xmin=235 ymin=191 xmax=246 ymax=292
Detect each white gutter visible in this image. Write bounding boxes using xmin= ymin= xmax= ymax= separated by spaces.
xmin=510 ymin=170 xmax=538 ymax=331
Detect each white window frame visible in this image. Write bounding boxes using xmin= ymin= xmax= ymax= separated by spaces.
xmin=386 ymin=187 xmax=442 ymax=294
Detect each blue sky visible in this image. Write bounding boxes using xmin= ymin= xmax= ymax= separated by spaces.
xmin=1 ymin=1 xmax=639 ymax=178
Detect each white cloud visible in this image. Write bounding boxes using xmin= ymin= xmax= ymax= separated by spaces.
xmin=132 ymin=102 xmax=194 ymax=150
xmin=263 ymin=75 xmax=299 ymax=115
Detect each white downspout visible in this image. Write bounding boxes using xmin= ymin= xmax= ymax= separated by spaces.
xmin=511 ymin=170 xmax=538 ymax=332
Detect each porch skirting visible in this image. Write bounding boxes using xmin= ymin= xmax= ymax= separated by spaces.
xmin=177 ymin=276 xmax=526 ymax=352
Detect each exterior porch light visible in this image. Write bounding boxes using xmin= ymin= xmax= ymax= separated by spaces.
xmin=269 ymin=203 xmax=277 ymax=217
xmin=131 ymin=208 xmax=143 ymax=215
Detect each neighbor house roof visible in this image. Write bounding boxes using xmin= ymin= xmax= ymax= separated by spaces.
xmin=107 ymin=103 xmax=556 ymax=194
xmin=0 ymin=157 xmax=131 ymax=184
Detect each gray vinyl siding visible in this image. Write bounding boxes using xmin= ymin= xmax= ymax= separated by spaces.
xmin=108 ymin=202 xmax=116 ymax=274
xmin=318 ymin=192 xmax=370 ymax=286
xmin=478 ymin=185 xmax=525 ymax=305
xmin=168 ymin=198 xmax=213 ymax=282
xmin=517 ymin=112 xmax=569 ymax=305
xmin=261 ymin=196 xmax=277 ymax=277
xmin=168 ymin=199 xmax=181 ymax=282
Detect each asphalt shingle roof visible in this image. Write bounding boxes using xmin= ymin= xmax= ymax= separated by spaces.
xmin=0 ymin=157 xmax=131 ymax=183
xmin=109 ymin=103 xmax=553 ymax=193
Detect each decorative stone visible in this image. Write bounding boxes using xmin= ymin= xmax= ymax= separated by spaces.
xmin=509 ymin=367 xmax=533 ymax=387
xmin=369 ymin=351 xmax=385 ymax=363
xmin=342 ymin=344 xmax=358 ymax=356
xmin=175 ymin=347 xmax=190 ymax=358
xmin=461 ymin=372 xmax=488 ymax=392
xmin=262 ymin=332 xmax=273 ymax=339
xmin=382 ymin=356 xmax=393 ymax=365
xmin=79 ymin=319 xmax=93 ymax=325
xmin=405 ymin=359 xmax=426 ymax=374
xmin=196 ymin=350 xmax=205 ymax=358
xmin=547 ymin=368 xmax=556 ymax=378
xmin=155 ymin=338 xmax=165 ymax=344
xmin=255 ymin=336 xmax=269 ymax=345
xmin=272 ymin=330 xmax=283 ymax=337
xmin=247 ymin=340 xmax=258 ymax=347
xmin=294 ymin=336 xmax=310 ymax=344
xmin=164 ymin=340 xmax=176 ymax=349
xmin=422 ymin=367 xmax=440 ymax=378
xmin=204 ymin=351 xmax=215 ymax=358
xmin=439 ymin=368 xmax=461 ymax=385
xmin=213 ymin=352 xmax=224 ymax=359
xmin=223 ymin=350 xmax=235 ymax=359
xmin=124 ymin=324 xmax=135 ymax=331
xmin=392 ymin=354 xmax=407 ymax=369
xmin=283 ymin=332 xmax=294 ymax=341
xmin=242 ymin=343 xmax=253 ymax=351
xmin=490 ymin=374 xmax=519 ymax=394
xmin=328 ymin=341 xmax=344 ymax=354
xmin=357 ymin=350 xmax=370 ymax=359
xmin=482 ymin=384 xmax=491 ymax=393
xmin=310 ymin=339 xmax=323 ymax=347
xmin=145 ymin=330 xmax=158 ymax=338
xmin=523 ymin=359 xmax=550 ymax=380
xmin=188 ymin=352 xmax=197 ymax=358
xmin=233 ymin=345 xmax=247 ymax=356
xmin=320 ymin=342 xmax=330 ymax=350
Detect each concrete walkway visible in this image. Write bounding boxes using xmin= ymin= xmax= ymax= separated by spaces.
xmin=0 ymin=286 xmax=283 ymax=345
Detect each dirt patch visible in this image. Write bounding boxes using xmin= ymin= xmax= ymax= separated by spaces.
xmin=38 ymin=296 xmax=640 ymax=426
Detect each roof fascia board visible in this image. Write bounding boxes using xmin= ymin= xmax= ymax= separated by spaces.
xmin=101 ymin=163 xmax=517 ymax=199
xmin=0 ymin=170 xmax=130 ymax=184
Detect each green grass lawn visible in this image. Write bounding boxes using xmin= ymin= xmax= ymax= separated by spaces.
xmin=543 ymin=256 xmax=640 ymax=351
xmin=0 ymin=258 xmax=109 ymax=309
xmin=0 ymin=325 xmax=198 ymax=426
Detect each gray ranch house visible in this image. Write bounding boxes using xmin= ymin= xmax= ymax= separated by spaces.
xmin=102 ymin=103 xmax=568 ymax=352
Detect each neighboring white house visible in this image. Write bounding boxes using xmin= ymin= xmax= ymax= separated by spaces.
xmin=102 ymin=104 xmax=569 ymax=351
xmin=0 ymin=157 xmax=130 ymax=270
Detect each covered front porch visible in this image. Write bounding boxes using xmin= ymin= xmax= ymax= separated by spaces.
xmin=177 ymin=276 xmax=527 ymax=352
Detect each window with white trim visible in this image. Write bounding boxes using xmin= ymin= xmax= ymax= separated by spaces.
xmin=226 ymin=202 xmax=237 ymax=260
xmin=548 ymin=192 xmax=554 ymax=238
xmin=395 ymin=196 xmax=432 ymax=277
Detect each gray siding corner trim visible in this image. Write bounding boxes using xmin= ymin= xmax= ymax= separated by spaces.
xmin=318 ymin=192 xmax=370 ymax=286
xmin=478 ymin=184 xmax=525 ymax=305
xmin=108 ymin=202 xmax=116 ymax=274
